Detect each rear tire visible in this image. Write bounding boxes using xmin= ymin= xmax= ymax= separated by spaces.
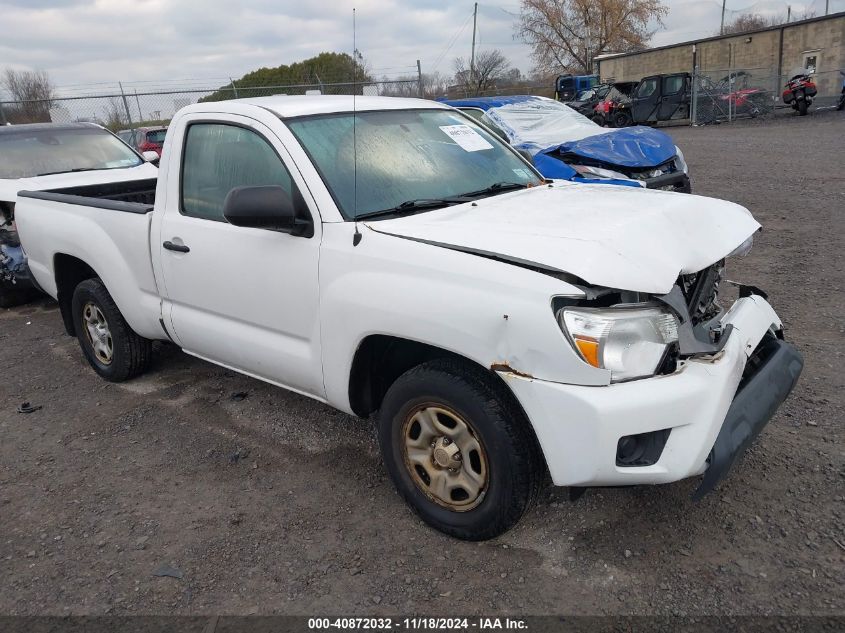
xmin=798 ymin=99 xmax=808 ymax=116
xmin=612 ymin=111 xmax=632 ymax=128
xmin=377 ymin=358 xmax=545 ymax=540
xmin=71 ymin=278 xmax=151 ymax=382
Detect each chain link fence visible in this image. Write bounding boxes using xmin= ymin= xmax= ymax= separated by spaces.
xmin=0 ymin=78 xmax=422 ymax=131
xmin=691 ymin=66 xmax=844 ymax=125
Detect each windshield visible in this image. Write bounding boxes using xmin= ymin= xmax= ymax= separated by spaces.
xmin=0 ymin=126 xmax=143 ymax=179
xmin=145 ymin=129 xmax=167 ymax=144
xmin=286 ymin=108 xmax=542 ymax=219
xmin=482 ymin=98 xmax=604 ymax=152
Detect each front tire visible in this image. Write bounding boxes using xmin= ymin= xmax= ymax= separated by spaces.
xmin=71 ymin=278 xmax=152 ymax=382
xmin=378 ymin=358 xmax=544 ymax=540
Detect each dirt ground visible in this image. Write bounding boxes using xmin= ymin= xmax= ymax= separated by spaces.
xmin=1 ymin=109 xmax=843 ymax=617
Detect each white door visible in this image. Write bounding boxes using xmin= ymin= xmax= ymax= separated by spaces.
xmin=156 ymin=116 xmax=324 ymax=399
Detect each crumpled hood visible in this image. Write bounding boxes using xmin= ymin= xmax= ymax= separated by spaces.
xmin=366 ymin=183 xmax=760 ymax=295
xmin=540 ymin=126 xmax=678 ymax=169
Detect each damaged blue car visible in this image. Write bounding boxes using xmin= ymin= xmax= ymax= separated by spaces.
xmin=441 ymin=95 xmax=691 ymax=193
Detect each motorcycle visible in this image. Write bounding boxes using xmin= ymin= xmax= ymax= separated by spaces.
xmin=782 ymin=74 xmax=817 ymax=116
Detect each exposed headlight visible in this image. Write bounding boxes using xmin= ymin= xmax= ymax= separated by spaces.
xmin=727 ymin=235 xmax=754 ymax=258
xmin=674 ymin=146 xmax=689 ymax=174
xmin=558 ymin=306 xmax=679 ymax=382
xmin=572 ymin=164 xmax=639 ymax=183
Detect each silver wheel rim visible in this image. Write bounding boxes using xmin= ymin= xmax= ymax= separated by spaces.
xmin=82 ymin=302 xmax=113 ymax=365
xmin=402 ymin=405 xmax=489 ymax=512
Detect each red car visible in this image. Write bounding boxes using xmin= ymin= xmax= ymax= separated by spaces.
xmin=117 ymin=126 xmax=167 ymax=157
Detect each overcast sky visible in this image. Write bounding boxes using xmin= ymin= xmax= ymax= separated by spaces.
xmin=1 ymin=0 xmax=841 ymax=94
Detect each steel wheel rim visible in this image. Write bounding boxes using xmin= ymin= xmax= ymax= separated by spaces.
xmin=82 ymin=302 xmax=113 ymax=365
xmin=401 ymin=404 xmax=489 ymax=512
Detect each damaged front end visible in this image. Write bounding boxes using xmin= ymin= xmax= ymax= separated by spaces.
xmin=0 ymin=203 xmax=38 ymax=308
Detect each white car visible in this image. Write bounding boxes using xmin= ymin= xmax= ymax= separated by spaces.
xmin=0 ymin=122 xmax=158 ymax=307
xmin=14 ymin=96 xmax=803 ymax=540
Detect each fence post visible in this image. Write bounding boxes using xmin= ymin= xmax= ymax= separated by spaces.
xmin=0 ymin=102 xmax=7 ymax=125
xmin=118 ymin=82 xmax=134 ymax=130
xmin=416 ymin=60 xmax=423 ymax=98
xmin=691 ymin=67 xmax=698 ymax=125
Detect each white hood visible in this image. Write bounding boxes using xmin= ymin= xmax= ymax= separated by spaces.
xmin=0 ymin=162 xmax=158 ymax=203
xmin=366 ymin=182 xmax=760 ymax=294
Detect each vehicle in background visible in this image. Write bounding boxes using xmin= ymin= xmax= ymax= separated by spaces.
xmin=589 ymin=82 xmax=640 ymax=127
xmin=566 ymin=82 xmax=639 ymax=126
xmin=693 ymin=72 xmax=771 ymax=125
xmin=15 ymin=95 xmax=802 ymax=540
xmin=117 ymin=126 xmax=168 ymax=157
xmin=554 ymin=74 xmax=599 ymax=102
xmin=443 ymin=95 xmax=691 ymax=192
xmin=782 ymin=73 xmax=817 ymax=116
xmin=627 ymin=73 xmax=692 ymax=124
xmin=0 ymin=122 xmax=158 ymax=307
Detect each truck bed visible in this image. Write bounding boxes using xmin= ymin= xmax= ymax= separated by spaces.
xmin=17 ymin=178 xmax=156 ymax=214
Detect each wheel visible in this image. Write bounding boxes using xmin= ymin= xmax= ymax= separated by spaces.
xmin=71 ymin=278 xmax=151 ymax=382
xmin=591 ymin=114 xmax=606 ymax=126
xmin=798 ymin=99 xmax=808 ymax=116
xmin=378 ymin=358 xmax=545 ymax=540
xmin=612 ymin=111 xmax=632 ymax=128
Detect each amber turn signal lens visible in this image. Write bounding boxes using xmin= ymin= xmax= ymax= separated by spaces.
xmin=573 ymin=337 xmax=600 ymax=368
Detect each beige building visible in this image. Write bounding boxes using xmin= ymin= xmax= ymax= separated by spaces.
xmin=596 ymin=12 xmax=845 ymax=98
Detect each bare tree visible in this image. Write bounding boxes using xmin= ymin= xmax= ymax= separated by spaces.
xmin=380 ymin=72 xmax=450 ymax=99
xmin=720 ymin=13 xmax=769 ymax=35
xmin=103 ymin=97 xmax=130 ymax=132
xmin=2 ymin=68 xmax=55 ymax=123
xmin=720 ymin=10 xmax=815 ymax=35
xmin=517 ymin=0 xmax=668 ymax=75
xmin=453 ymin=49 xmax=512 ymax=96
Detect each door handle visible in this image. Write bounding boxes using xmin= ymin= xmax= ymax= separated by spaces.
xmin=163 ymin=240 xmax=190 ymax=253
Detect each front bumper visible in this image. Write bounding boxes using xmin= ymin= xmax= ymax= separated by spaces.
xmin=645 ymin=172 xmax=691 ymax=193
xmin=499 ymin=294 xmax=801 ymax=492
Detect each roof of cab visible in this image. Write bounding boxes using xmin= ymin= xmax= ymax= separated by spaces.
xmin=0 ymin=122 xmax=103 ymax=134
xmin=182 ymin=95 xmax=452 ymax=119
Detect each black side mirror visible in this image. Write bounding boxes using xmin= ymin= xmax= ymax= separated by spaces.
xmin=223 ymin=185 xmax=312 ymax=236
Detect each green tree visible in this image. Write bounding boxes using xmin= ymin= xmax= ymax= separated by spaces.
xmin=201 ymin=52 xmax=373 ymax=102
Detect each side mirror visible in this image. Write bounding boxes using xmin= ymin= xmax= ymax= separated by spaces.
xmin=142 ymin=150 xmax=160 ymax=163
xmin=223 ymin=185 xmax=311 ymax=236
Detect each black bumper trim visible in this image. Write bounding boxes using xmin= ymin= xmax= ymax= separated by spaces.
xmin=693 ymin=336 xmax=803 ymax=500
xmin=645 ymin=172 xmax=691 ymax=193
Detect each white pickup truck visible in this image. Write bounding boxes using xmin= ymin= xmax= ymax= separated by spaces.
xmin=15 ymin=96 xmax=803 ymax=540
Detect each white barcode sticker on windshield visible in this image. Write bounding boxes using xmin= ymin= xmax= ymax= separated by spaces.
xmin=439 ymin=125 xmax=494 ymax=152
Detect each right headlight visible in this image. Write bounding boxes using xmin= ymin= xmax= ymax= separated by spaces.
xmin=558 ymin=306 xmax=680 ymax=382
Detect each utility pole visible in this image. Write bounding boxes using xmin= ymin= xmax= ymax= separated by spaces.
xmin=416 ymin=59 xmax=423 ymax=98
xmin=229 ymin=76 xmax=239 ymax=98
xmin=118 ymin=82 xmax=134 ymax=129
xmin=470 ymin=2 xmax=478 ymax=84
xmin=787 ymin=6 xmax=791 ymax=22
xmin=720 ymin=0 xmax=727 ymax=35
xmin=825 ymin=0 xmax=829 ymax=15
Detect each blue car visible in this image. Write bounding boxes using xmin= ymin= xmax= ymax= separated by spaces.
xmin=441 ymin=95 xmax=691 ymax=193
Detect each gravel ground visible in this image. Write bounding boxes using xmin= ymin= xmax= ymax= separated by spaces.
xmin=1 ymin=109 xmax=843 ymax=617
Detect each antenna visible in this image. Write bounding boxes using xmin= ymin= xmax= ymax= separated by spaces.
xmin=352 ymin=7 xmax=362 ymax=246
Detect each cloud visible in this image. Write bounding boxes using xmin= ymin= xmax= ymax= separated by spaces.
xmin=1 ymin=0 xmax=841 ymax=94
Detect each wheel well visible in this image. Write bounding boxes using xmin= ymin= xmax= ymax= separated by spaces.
xmin=349 ymin=335 xmax=497 ymax=418
xmin=54 ymin=254 xmax=98 ymax=336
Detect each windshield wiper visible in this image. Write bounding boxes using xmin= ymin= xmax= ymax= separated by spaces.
xmin=36 ymin=167 xmax=101 ymax=177
xmin=458 ymin=181 xmax=529 ymax=198
xmin=355 ymin=197 xmax=471 ymax=220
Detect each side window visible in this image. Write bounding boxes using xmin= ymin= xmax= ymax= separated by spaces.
xmin=662 ymin=75 xmax=685 ymax=95
xmin=181 ymin=123 xmax=293 ymax=221
xmin=636 ymin=78 xmax=658 ymax=99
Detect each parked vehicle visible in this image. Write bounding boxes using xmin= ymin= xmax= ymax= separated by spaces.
xmin=15 ymin=96 xmax=802 ymax=540
xmin=589 ymin=82 xmax=640 ymax=127
xmin=554 ymin=74 xmax=599 ymax=102
xmin=627 ymin=73 xmax=692 ymax=124
xmin=566 ymin=81 xmax=639 ymax=126
xmin=0 ymin=122 xmax=158 ymax=307
xmin=782 ymin=73 xmax=817 ymax=116
xmin=117 ymin=126 xmax=168 ymax=157
xmin=443 ymin=95 xmax=691 ymax=192
xmin=694 ymin=72 xmax=771 ymax=125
